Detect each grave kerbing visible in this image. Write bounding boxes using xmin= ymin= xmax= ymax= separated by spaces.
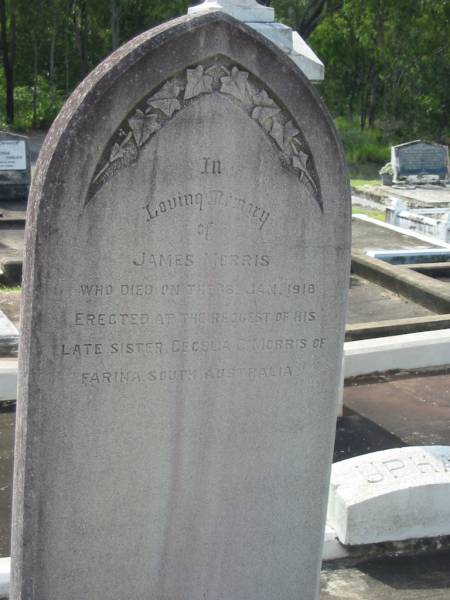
xmin=11 ymin=10 xmax=350 ymax=600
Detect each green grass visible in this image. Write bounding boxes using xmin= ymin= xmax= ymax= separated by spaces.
xmin=0 ymin=285 xmax=21 ymax=292
xmin=351 ymin=178 xmax=380 ymax=188
xmin=335 ymin=118 xmax=392 ymax=165
xmin=352 ymin=207 xmax=386 ymax=222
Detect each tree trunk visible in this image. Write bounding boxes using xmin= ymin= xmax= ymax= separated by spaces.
xmin=367 ymin=65 xmax=379 ymax=128
xmin=111 ymin=0 xmax=120 ymax=51
xmin=0 ymin=0 xmax=15 ymax=123
xmin=80 ymin=0 xmax=88 ymax=76
xmin=49 ymin=21 xmax=57 ymax=81
xmin=32 ymin=34 xmax=38 ymax=129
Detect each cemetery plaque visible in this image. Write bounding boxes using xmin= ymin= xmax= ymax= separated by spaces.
xmin=392 ymin=140 xmax=449 ymax=183
xmin=11 ymin=10 xmax=350 ymax=600
xmin=0 ymin=132 xmax=30 ymax=201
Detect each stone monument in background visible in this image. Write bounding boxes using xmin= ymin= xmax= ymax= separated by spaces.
xmin=0 ymin=132 xmax=30 ymax=201
xmin=11 ymin=2 xmax=350 ymax=599
xmin=392 ymin=140 xmax=449 ymax=184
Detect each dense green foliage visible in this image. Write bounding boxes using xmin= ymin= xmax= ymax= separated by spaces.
xmin=308 ymin=0 xmax=450 ymax=140
xmin=0 ymin=0 xmax=448 ymax=148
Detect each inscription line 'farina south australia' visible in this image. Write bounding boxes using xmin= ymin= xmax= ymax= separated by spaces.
xmin=11 ymin=8 xmax=350 ymax=600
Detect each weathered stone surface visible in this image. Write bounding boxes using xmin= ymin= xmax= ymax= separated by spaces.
xmin=11 ymin=11 xmax=350 ymax=600
xmin=0 ymin=133 xmax=30 ymax=202
xmin=328 ymin=446 xmax=450 ymax=545
xmin=392 ymin=140 xmax=449 ymax=183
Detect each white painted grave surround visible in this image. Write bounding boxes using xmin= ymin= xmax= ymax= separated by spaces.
xmin=328 ymin=446 xmax=450 ymax=545
xmin=188 ymin=0 xmax=325 ymax=81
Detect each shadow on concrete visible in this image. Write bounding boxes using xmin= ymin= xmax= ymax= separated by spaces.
xmin=358 ymin=549 xmax=450 ymax=590
xmin=334 ymin=408 xmax=407 ymax=463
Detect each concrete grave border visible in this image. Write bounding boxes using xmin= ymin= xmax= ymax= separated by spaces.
xmin=328 ymin=446 xmax=450 ymax=545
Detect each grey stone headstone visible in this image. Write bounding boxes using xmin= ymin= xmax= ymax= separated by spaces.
xmin=0 ymin=132 xmax=30 ymax=201
xmin=11 ymin=11 xmax=350 ymax=600
xmin=392 ymin=140 xmax=449 ymax=183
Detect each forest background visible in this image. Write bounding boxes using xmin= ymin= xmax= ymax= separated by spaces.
xmin=0 ymin=0 xmax=448 ymax=174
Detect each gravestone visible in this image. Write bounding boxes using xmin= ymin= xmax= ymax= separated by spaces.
xmin=0 ymin=132 xmax=30 ymax=201
xmin=328 ymin=446 xmax=450 ymax=545
xmin=11 ymin=7 xmax=350 ymax=600
xmin=392 ymin=140 xmax=449 ymax=183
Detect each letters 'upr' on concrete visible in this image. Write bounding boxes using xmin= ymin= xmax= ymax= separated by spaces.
xmin=11 ymin=10 xmax=350 ymax=600
xmin=328 ymin=446 xmax=450 ymax=546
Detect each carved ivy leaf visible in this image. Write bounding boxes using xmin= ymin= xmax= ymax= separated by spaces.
xmin=109 ymin=137 xmax=128 ymax=163
xmin=220 ymin=67 xmax=250 ymax=104
xmin=92 ymin=132 xmax=137 ymax=187
xmin=269 ymin=117 xmax=285 ymax=150
xmin=128 ymin=110 xmax=160 ymax=147
xmin=283 ymin=121 xmax=301 ymax=153
xmin=205 ymin=64 xmax=230 ymax=78
xmin=251 ymin=90 xmax=280 ymax=131
xmin=292 ymin=150 xmax=310 ymax=173
xmin=147 ymin=80 xmax=182 ymax=117
xmin=184 ymin=66 xmax=213 ymax=100
xmin=291 ymin=137 xmax=304 ymax=156
xmin=292 ymin=151 xmax=318 ymax=198
xmin=252 ymin=90 xmax=276 ymax=109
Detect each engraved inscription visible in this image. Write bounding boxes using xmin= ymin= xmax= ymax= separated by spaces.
xmin=355 ymin=453 xmax=450 ymax=484
xmin=62 ymin=260 xmax=324 ymax=388
xmin=141 ymin=188 xmax=270 ymax=231
xmin=201 ymin=157 xmax=222 ymax=175
xmin=88 ymin=59 xmax=322 ymax=209
xmin=80 ymin=365 xmax=295 ymax=386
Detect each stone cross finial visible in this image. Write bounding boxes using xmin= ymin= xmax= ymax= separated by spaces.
xmin=188 ymin=0 xmax=324 ymax=81
xmin=188 ymin=0 xmax=275 ymax=22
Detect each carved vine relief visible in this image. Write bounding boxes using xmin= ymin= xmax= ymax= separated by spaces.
xmin=87 ymin=61 xmax=322 ymax=209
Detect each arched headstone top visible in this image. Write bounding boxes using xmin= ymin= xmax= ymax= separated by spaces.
xmin=32 ymin=11 xmax=345 ymax=221
xmin=88 ymin=57 xmax=322 ymax=208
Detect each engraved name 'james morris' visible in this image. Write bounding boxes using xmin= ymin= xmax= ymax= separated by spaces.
xmin=132 ymin=253 xmax=270 ymax=267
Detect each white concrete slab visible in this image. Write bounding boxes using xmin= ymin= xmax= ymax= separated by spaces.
xmin=0 ymin=557 xmax=9 ymax=597
xmin=328 ymin=446 xmax=450 ymax=545
xmin=343 ymin=329 xmax=450 ymax=378
xmin=322 ymin=524 xmax=349 ymax=561
xmin=0 ymin=358 xmax=17 ymax=402
xmin=353 ymin=214 xmax=450 ymax=249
